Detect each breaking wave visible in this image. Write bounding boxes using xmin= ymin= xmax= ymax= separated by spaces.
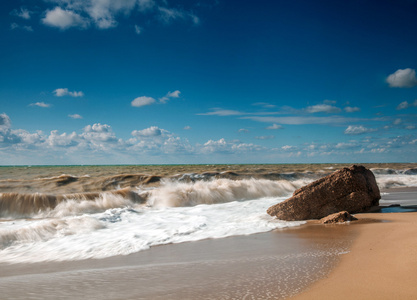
xmin=147 ymin=178 xmax=308 ymax=207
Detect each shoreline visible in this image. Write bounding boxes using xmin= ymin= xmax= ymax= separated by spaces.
xmin=0 ymin=187 xmax=416 ymax=299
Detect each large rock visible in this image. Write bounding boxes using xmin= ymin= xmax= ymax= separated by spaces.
xmin=267 ymin=165 xmax=380 ymax=221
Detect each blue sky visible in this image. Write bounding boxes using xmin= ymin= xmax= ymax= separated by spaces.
xmin=1 ymin=0 xmax=416 ymax=165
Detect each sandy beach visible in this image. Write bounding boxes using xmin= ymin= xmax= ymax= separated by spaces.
xmin=292 ymin=188 xmax=417 ymax=300
xmin=0 ymin=187 xmax=416 ymax=299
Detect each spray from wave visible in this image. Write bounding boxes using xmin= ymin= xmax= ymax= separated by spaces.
xmin=147 ymin=178 xmax=308 ymax=207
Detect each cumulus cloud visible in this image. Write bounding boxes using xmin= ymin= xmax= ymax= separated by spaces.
xmin=0 ymin=113 xmax=12 ymax=132
xmin=131 ymin=96 xmax=156 ymax=107
xmin=183 ymin=126 xmax=191 ymax=130
xmin=37 ymin=0 xmax=198 ymax=31
xmin=81 ymin=124 xmax=118 ymax=150
xmin=344 ymin=125 xmax=377 ymax=135
xmin=54 ymin=88 xmax=84 ymax=97
xmin=132 ymin=126 xmax=163 ymax=137
xmin=132 ymin=90 xmax=180 ymax=107
xmin=266 ymin=124 xmax=282 ymax=130
xmin=344 ymin=106 xmax=360 ymax=113
xmin=30 ymin=102 xmax=50 ymax=108
xmin=306 ymin=104 xmax=341 ymax=114
xmin=199 ymin=138 xmax=263 ymax=154
xmin=46 ymin=130 xmax=79 ymax=147
xmin=396 ymin=99 xmax=417 ymax=110
xmin=335 ymin=142 xmax=359 ymax=149
xmin=69 ymin=114 xmax=83 ymax=119
xmin=42 ymin=7 xmax=89 ymax=30
xmin=386 ymin=68 xmax=417 ymax=88
xmin=281 ymin=145 xmax=297 ymax=151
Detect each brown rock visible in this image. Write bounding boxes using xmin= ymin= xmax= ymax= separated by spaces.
xmin=320 ymin=211 xmax=358 ymax=224
xmin=267 ymin=165 xmax=380 ymax=221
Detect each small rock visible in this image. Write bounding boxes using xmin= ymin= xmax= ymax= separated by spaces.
xmin=320 ymin=211 xmax=358 ymax=224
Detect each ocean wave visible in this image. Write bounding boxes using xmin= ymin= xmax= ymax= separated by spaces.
xmin=0 ymin=188 xmax=146 ymax=219
xmin=147 ymin=178 xmax=309 ymax=207
xmin=375 ymin=174 xmax=417 ymax=189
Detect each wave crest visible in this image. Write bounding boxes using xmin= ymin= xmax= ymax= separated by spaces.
xmin=147 ymin=178 xmax=308 ymax=207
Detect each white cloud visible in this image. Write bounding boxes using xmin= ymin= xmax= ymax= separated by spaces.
xmin=238 ymin=128 xmax=249 ymax=133
xmin=306 ymin=104 xmax=341 ymax=114
xmin=46 ymin=130 xmax=79 ymax=147
xmin=183 ymin=126 xmax=191 ymax=130
xmin=253 ymin=102 xmax=276 ymax=108
xmin=243 ymin=115 xmax=364 ymax=125
xmin=138 ymin=0 xmax=155 ymax=11
xmin=10 ymin=7 xmax=32 ymax=19
xmin=81 ymin=124 xmax=118 ymax=150
xmin=344 ymin=125 xmax=377 ymax=135
xmin=132 ymin=126 xmax=163 ymax=137
xmin=281 ymin=145 xmax=297 ymax=151
xmin=335 ymin=142 xmax=359 ymax=149
xmin=255 ymin=135 xmax=274 ymax=140
xmin=38 ymin=0 xmax=198 ymax=31
xmin=386 ymin=68 xmax=417 ymax=88
xmin=198 ymin=109 xmax=244 ymax=116
xmin=0 ymin=113 xmax=12 ymax=133
xmin=159 ymin=90 xmax=181 ymax=103
xmin=199 ymin=138 xmax=263 ymax=154
xmin=266 ymin=124 xmax=282 ymax=130
xmin=10 ymin=23 xmax=34 ymax=32
xmin=131 ymin=96 xmax=156 ymax=107
xmin=344 ymin=106 xmax=360 ymax=113
xmin=54 ymin=88 xmax=84 ymax=97
xmin=69 ymin=114 xmax=83 ymax=119
xmin=158 ymin=7 xmax=199 ymax=25
xmin=396 ymin=99 xmax=417 ymax=110
xmin=134 ymin=24 xmax=142 ymax=34
xmin=42 ymin=7 xmax=89 ymax=30
xmin=30 ymin=102 xmax=50 ymax=108
xmin=393 ymin=118 xmax=402 ymax=125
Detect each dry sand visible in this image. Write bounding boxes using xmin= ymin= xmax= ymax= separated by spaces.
xmin=292 ymin=188 xmax=417 ymax=300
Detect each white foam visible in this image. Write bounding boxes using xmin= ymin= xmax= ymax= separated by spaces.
xmin=39 ymin=193 xmax=136 ymax=218
xmin=147 ymin=178 xmax=307 ymax=207
xmin=376 ymin=174 xmax=417 ymax=189
xmin=0 ymin=197 xmax=304 ymax=263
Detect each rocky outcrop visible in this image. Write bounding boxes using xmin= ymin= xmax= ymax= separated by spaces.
xmin=267 ymin=165 xmax=380 ymax=221
xmin=320 ymin=211 xmax=358 ymax=224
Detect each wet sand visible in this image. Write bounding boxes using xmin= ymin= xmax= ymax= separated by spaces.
xmin=0 ymin=220 xmax=356 ymax=299
xmin=0 ymin=188 xmax=415 ymax=299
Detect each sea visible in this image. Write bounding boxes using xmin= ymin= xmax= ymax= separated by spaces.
xmin=1 ymin=163 xmax=416 ymax=264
